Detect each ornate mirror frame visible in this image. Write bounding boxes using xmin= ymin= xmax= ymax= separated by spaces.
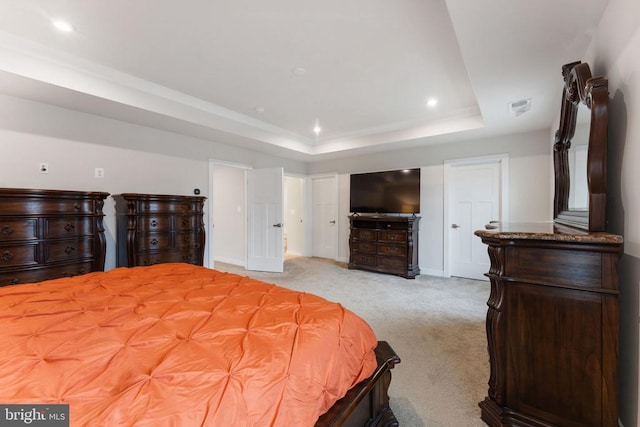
xmin=553 ymin=61 xmax=608 ymax=231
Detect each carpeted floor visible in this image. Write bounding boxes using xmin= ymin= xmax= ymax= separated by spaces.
xmin=215 ymin=256 xmax=491 ymax=427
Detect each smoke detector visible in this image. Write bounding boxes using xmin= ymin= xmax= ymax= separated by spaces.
xmin=508 ymin=98 xmax=532 ymax=117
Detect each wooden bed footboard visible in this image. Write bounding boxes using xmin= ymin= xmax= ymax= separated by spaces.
xmin=316 ymin=341 xmax=401 ymax=427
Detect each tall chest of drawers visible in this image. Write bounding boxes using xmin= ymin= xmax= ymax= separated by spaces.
xmin=0 ymin=188 xmax=109 ymax=287
xmin=114 ymin=193 xmax=206 ymax=267
xmin=348 ymin=215 xmax=420 ymax=278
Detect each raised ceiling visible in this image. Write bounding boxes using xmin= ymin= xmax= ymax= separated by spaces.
xmin=0 ymin=0 xmax=608 ymax=162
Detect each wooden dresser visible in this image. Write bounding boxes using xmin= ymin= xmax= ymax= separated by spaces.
xmin=114 ymin=193 xmax=206 ymax=267
xmin=475 ymin=223 xmax=623 ymax=427
xmin=348 ymin=215 xmax=420 ymax=279
xmin=0 ymin=188 xmax=109 ymax=287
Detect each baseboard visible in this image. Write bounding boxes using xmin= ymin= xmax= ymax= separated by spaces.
xmin=420 ymin=268 xmax=445 ymax=277
xmin=214 ymin=256 xmax=245 ymax=267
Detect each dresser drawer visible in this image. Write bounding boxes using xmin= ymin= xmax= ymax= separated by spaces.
xmin=352 ymin=241 xmax=376 ymax=253
xmin=176 ymin=215 xmax=200 ymax=230
xmin=378 ymin=230 xmax=407 ymax=243
xmin=378 ymin=256 xmax=407 ymax=269
xmin=0 ymin=219 xmax=37 ymax=241
xmin=352 ymin=229 xmax=377 ymax=241
xmin=44 ymin=239 xmax=94 ymax=263
xmin=378 ymin=244 xmax=406 ymax=257
xmin=136 ymin=250 xmax=199 ymax=266
xmin=0 ymin=261 xmax=95 ymax=287
xmin=136 ymin=233 xmax=172 ymax=251
xmin=351 ymin=253 xmax=376 ymax=266
xmin=175 ymin=232 xmax=201 ymax=250
xmin=136 ymin=216 xmax=172 ymax=232
xmin=8 ymin=198 xmax=99 ymax=215
xmin=508 ymin=247 xmax=602 ymax=288
xmin=0 ymin=244 xmax=39 ymax=267
xmin=136 ymin=201 xmax=199 ymax=214
xmin=44 ymin=217 xmax=94 ymax=238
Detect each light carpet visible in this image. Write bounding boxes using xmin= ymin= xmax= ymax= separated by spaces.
xmin=215 ymin=256 xmax=490 ymax=427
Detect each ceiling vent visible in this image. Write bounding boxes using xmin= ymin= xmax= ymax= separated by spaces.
xmin=508 ymin=98 xmax=532 ymax=117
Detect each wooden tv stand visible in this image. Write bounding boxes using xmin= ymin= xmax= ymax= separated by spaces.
xmin=348 ymin=215 xmax=420 ymax=279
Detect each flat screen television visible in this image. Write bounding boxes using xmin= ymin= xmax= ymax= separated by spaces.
xmin=349 ymin=168 xmax=420 ymax=214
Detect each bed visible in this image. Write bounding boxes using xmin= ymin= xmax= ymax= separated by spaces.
xmin=0 ymin=188 xmax=400 ymax=427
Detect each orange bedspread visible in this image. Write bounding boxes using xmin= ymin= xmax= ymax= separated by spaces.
xmin=0 ymin=263 xmax=377 ymax=426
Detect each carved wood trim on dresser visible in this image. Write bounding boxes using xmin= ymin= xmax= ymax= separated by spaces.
xmin=0 ymin=188 xmax=109 ymax=287
xmin=114 ymin=193 xmax=206 ymax=267
xmin=475 ymin=223 xmax=623 ymax=427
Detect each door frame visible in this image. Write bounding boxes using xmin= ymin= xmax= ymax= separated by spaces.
xmin=443 ymin=154 xmax=509 ymax=278
xmin=208 ymin=159 xmax=252 ymax=269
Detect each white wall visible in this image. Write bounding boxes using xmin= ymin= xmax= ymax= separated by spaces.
xmin=584 ymin=1 xmax=640 ymax=425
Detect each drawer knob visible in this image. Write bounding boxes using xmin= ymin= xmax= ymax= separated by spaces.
xmin=74 ymin=203 xmax=81 ymax=210
xmin=150 ymin=220 xmax=158 ymax=227
xmin=65 ymin=246 xmax=77 ymax=255
xmin=1 ymin=251 xmax=13 ymax=261
xmin=182 ymin=218 xmax=189 ymax=227
xmin=65 ymin=223 xmax=75 ymax=232
xmin=150 ymin=238 xmax=159 ymax=246
xmin=11 ymin=278 xmax=19 ymax=285
xmin=184 ymin=235 xmax=191 ymax=243
xmin=0 ymin=225 xmax=13 ymax=235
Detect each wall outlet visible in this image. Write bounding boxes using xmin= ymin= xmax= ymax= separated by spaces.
xmin=39 ymin=163 xmax=49 ymax=174
xmin=94 ymin=168 xmax=105 ymax=178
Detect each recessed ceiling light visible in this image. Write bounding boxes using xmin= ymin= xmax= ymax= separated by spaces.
xmin=426 ymin=98 xmax=438 ymax=108
xmin=313 ymin=121 xmax=321 ymax=135
xmin=52 ymin=20 xmax=74 ymax=33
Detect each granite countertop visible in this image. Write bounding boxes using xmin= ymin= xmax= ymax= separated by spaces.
xmin=474 ymin=222 xmax=623 ymax=244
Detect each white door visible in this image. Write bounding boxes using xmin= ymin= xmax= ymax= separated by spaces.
xmin=311 ymin=175 xmax=338 ymax=259
xmin=449 ymin=161 xmax=502 ymax=280
xmin=247 ymin=168 xmax=284 ymax=272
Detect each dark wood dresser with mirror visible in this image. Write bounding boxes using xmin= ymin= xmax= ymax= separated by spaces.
xmin=114 ymin=193 xmax=206 ymax=267
xmin=475 ymin=61 xmax=623 ymax=427
xmin=0 ymin=188 xmax=109 ymax=287
xmin=348 ymin=215 xmax=420 ymax=278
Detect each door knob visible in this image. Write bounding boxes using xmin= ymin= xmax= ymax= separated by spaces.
xmin=272 ymin=223 xmax=283 ymax=228
xmin=451 ymin=224 xmax=460 ymax=229
xmin=329 ymin=220 xmax=336 ymax=224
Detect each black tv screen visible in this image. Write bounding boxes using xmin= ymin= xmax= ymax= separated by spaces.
xmin=350 ymin=168 xmax=420 ymax=214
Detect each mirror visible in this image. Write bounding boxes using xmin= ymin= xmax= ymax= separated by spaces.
xmin=553 ymin=61 xmax=608 ymax=231
xmin=567 ymin=106 xmax=590 ymax=210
